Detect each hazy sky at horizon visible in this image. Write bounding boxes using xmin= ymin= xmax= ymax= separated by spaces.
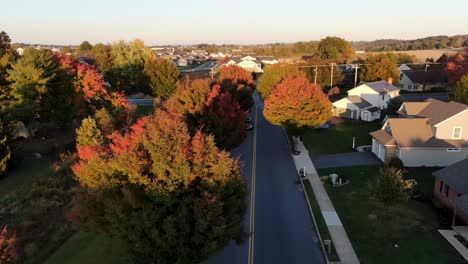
xmin=2 ymin=0 xmax=467 ymax=45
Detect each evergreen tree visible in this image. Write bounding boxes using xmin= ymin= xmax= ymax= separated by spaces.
xmin=144 ymin=58 xmax=179 ymax=98
xmin=0 ymin=121 xmax=11 ymax=178
xmin=76 ymin=117 xmax=104 ymax=147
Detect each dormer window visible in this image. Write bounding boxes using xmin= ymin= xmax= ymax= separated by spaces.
xmin=453 ymin=127 xmax=462 ymax=139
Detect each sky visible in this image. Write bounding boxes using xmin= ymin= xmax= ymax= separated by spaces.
xmin=1 ymin=0 xmax=467 ymax=45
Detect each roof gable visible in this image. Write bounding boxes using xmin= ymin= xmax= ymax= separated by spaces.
xmin=433 ymin=159 xmax=468 ymax=194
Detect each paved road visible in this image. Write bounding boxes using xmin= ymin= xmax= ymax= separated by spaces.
xmin=401 ymin=92 xmax=449 ymax=102
xmin=206 ymin=93 xmax=324 ymax=264
xmin=313 ymin=152 xmax=381 ymax=169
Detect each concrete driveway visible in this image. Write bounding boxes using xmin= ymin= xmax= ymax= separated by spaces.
xmin=312 ymin=152 xmax=381 ymax=169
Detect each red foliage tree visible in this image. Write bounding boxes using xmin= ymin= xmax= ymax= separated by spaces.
xmin=327 ymin=86 xmax=341 ymax=102
xmin=0 ymin=226 xmax=16 ymax=264
xmin=264 ymin=76 xmax=332 ymax=135
xmin=445 ymin=52 xmax=468 ymax=86
xmin=71 ymin=109 xmax=247 ymax=263
xmin=219 ymin=65 xmax=254 ymax=111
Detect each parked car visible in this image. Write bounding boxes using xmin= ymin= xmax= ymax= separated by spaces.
xmin=245 ymin=120 xmax=253 ymax=130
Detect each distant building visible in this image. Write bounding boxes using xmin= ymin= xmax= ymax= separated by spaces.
xmin=397 ymin=64 xmax=448 ymax=92
xmin=224 ymin=55 xmax=278 ymax=73
xmin=16 ymin=47 xmax=24 ymax=56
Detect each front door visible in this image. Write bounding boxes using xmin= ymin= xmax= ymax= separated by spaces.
xmin=362 ymin=111 xmax=369 ymax=121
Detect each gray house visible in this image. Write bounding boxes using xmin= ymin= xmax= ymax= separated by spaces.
xmin=370 ymin=98 xmax=468 ymax=166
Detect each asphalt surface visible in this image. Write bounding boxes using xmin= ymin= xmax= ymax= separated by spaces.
xmin=313 ymin=152 xmax=381 ymax=169
xmin=205 ymin=93 xmax=324 ymax=264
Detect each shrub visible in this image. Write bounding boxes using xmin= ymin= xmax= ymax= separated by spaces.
xmin=386 ymin=157 xmax=405 ymax=170
xmin=369 ymin=166 xmax=416 ymax=204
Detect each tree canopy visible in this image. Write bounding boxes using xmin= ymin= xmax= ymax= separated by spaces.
xmin=144 ymin=58 xmax=179 ymax=98
xmin=0 ymin=121 xmax=11 ymax=178
xmin=452 ymin=74 xmax=468 ymax=104
xmin=0 ymin=226 xmax=16 ymax=264
xmin=257 ymin=63 xmax=305 ymax=99
xmin=360 ymin=53 xmax=399 ymax=83
xmin=72 ymin=108 xmax=247 ymax=264
xmin=317 ymin=36 xmax=353 ymax=62
xmin=77 ymin=41 xmax=93 ymax=54
xmin=219 ymin=65 xmax=254 ymax=112
xmin=264 ymin=76 xmax=331 ymax=135
xmin=445 ymin=50 xmax=468 ymax=86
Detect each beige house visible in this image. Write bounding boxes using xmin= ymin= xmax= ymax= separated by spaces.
xmin=370 ymin=99 xmax=468 ymax=166
xmin=332 ymin=79 xmax=399 ymax=121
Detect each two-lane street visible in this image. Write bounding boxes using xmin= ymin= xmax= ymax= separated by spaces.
xmin=206 ymin=92 xmax=324 ymax=264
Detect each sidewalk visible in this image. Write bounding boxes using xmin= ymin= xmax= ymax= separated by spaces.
xmin=293 ymin=141 xmax=360 ymax=264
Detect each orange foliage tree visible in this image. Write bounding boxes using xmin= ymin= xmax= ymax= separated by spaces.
xmin=0 ymin=226 xmax=16 ymax=264
xmin=71 ymin=109 xmax=247 ymax=263
xmin=445 ymin=50 xmax=468 ymax=86
xmin=264 ymin=76 xmax=332 ymax=135
xmin=257 ymin=63 xmax=306 ymax=99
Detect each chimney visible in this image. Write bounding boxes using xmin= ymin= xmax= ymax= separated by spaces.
xmin=387 ymin=77 xmax=393 ymax=85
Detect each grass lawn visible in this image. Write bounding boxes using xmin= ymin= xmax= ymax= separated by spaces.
xmin=45 ymin=231 xmax=128 ymax=264
xmin=303 ymin=118 xmax=381 ymax=155
xmin=317 ymin=166 xmax=465 ymax=264
xmin=303 ymin=179 xmax=340 ymax=262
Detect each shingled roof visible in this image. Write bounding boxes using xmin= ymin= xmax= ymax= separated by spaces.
xmin=401 ymin=69 xmax=447 ymax=84
xmin=364 ymin=80 xmax=400 ymax=93
xmin=433 ymin=159 xmax=468 ymax=194
xmin=346 ymin=96 xmax=372 ymax=108
xmin=417 ymin=99 xmax=468 ymax=125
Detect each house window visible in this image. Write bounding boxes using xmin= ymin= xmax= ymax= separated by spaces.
xmin=453 ymin=127 xmax=462 ymax=139
xmin=447 ymin=148 xmax=460 ymax=152
xmin=440 ymin=182 xmax=449 ymax=197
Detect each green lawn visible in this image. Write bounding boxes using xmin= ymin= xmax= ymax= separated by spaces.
xmin=303 ymin=180 xmax=340 ymax=262
xmin=303 ymin=119 xmax=381 ymax=155
xmin=317 ymin=166 xmax=465 ymax=264
xmin=45 ymin=231 xmax=128 ymax=264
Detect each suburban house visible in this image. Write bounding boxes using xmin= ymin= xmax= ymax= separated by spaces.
xmin=370 ymin=98 xmax=468 ymax=166
xmin=433 ymin=159 xmax=468 ymax=224
xmin=397 ymin=64 xmax=448 ymax=92
xmin=16 ymin=47 xmax=24 ymax=56
xmin=173 ymin=57 xmax=188 ymax=67
xmin=225 ymin=55 xmax=278 ymax=73
xmin=332 ymin=79 xmax=399 ymax=121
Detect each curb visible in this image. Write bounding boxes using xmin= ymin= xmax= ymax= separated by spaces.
xmin=282 ymin=128 xmax=331 ymax=264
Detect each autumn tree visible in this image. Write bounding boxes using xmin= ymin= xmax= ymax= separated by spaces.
xmin=445 ymin=51 xmax=468 ymax=86
xmin=197 ymin=86 xmax=247 ymax=150
xmin=77 ymin=40 xmax=93 ymax=54
xmin=94 ymin=108 xmax=116 ymax=136
xmin=76 ymin=117 xmax=104 ymax=147
xmin=327 ymin=86 xmax=341 ymax=101
xmin=317 ymin=36 xmax=353 ymax=62
xmin=144 ymin=58 xmax=179 ymax=98
xmin=300 ymin=58 xmax=345 ymax=88
xmin=0 ymin=121 xmax=11 ymax=178
xmin=0 ymin=31 xmax=16 ymax=101
xmin=0 ymin=226 xmax=16 ymax=264
xmin=219 ymin=65 xmax=254 ymax=111
xmin=452 ymin=74 xmax=468 ymax=104
xmin=93 ymin=43 xmax=114 ymax=75
xmin=264 ymin=76 xmax=331 ymax=139
xmin=257 ymin=63 xmax=305 ymax=99
xmin=72 ymin=109 xmax=247 ymax=264
xmin=360 ymin=53 xmax=399 ymax=83
xmin=6 ymin=48 xmax=73 ymax=123
xmin=109 ymin=39 xmax=154 ymax=94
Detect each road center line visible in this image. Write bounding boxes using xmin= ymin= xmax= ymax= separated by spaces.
xmin=248 ymin=105 xmax=258 ymax=264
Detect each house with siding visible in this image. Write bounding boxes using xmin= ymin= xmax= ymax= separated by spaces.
xmin=332 ymin=79 xmax=399 ymax=121
xmin=370 ymin=98 xmax=468 ymax=166
xmin=397 ymin=64 xmax=448 ymax=92
xmin=433 ymin=159 xmax=468 ymax=224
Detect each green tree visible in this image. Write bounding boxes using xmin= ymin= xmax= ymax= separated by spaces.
xmin=110 ymin=39 xmax=154 ymax=94
xmin=360 ymin=53 xmax=399 ymax=83
xmin=0 ymin=31 xmax=11 ymax=56
xmin=386 ymin=96 xmax=404 ymax=115
xmin=94 ymin=108 xmax=116 ymax=135
xmin=257 ymin=63 xmax=305 ymax=99
xmin=452 ymin=74 xmax=468 ymax=104
xmin=77 ymin=40 xmax=93 ymax=54
xmin=93 ymin=43 xmax=114 ymax=75
xmin=6 ymin=48 xmax=64 ymax=122
xmin=144 ymin=58 xmax=179 ymax=98
xmin=369 ymin=166 xmax=416 ymax=204
xmin=300 ymin=58 xmax=345 ymax=88
xmin=76 ymin=117 xmax=104 ymax=147
xmin=0 ymin=121 xmax=11 ymax=178
xmin=317 ymin=36 xmax=353 ymax=62
xmin=72 ymin=109 xmax=247 ymax=264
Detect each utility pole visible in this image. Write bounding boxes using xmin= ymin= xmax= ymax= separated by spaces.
xmin=314 ymin=65 xmax=318 ymax=85
xmin=354 ymin=64 xmax=359 ymax=87
xmin=211 ymin=67 xmax=214 ymax=80
xmin=330 ymin=63 xmax=335 ymax=87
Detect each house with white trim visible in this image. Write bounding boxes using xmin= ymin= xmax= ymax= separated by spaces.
xmin=225 ymin=55 xmax=278 ymax=73
xmin=370 ymin=98 xmax=468 ymax=166
xmin=397 ymin=64 xmax=448 ymax=92
xmin=332 ymin=79 xmax=399 ymax=121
